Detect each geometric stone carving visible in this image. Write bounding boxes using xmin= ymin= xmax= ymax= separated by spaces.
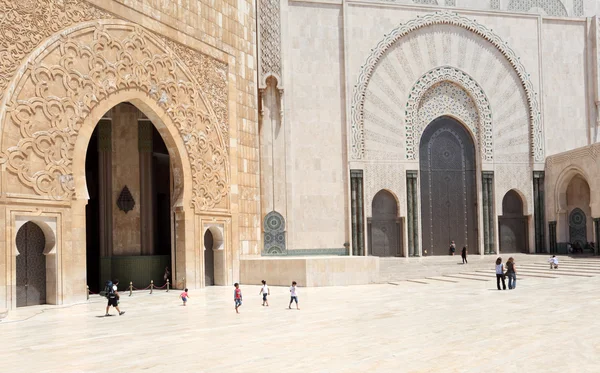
xmin=258 ymin=0 xmax=282 ymax=89
xmin=116 ymin=186 xmax=135 ymax=214
xmin=263 ymin=211 xmax=286 ymax=255
xmin=491 ymin=0 xmax=501 ymax=9
xmin=0 ymin=21 xmax=229 ymax=211
xmin=507 ymin=0 xmax=568 ymax=17
xmin=573 ymin=0 xmax=584 ymax=16
xmin=351 ymin=11 xmax=543 ymax=162
xmin=405 ymin=67 xmax=493 ymax=161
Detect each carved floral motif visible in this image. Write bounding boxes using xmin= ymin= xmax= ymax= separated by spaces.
xmin=1 ymin=22 xmax=229 ymax=211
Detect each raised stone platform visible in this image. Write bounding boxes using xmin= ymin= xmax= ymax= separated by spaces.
xmin=240 ymin=256 xmax=379 ymax=286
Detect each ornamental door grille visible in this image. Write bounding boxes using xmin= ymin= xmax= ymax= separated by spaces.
xmin=569 ymin=208 xmax=587 ymax=247
xmin=204 ymin=230 xmax=214 ymax=286
xmin=419 ymin=116 xmax=478 ymax=256
xmin=16 ymin=222 xmax=46 ymax=307
xmin=369 ymin=190 xmax=402 ymax=257
xmin=499 ymin=191 xmax=528 ymax=253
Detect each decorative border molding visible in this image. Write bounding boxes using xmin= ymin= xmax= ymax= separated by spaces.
xmin=351 ymin=11 xmax=543 ymax=162
xmin=405 ymin=66 xmax=493 ymax=161
xmin=262 ymin=248 xmax=349 ymax=256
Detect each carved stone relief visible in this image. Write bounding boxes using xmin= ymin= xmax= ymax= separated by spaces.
xmin=364 ymin=163 xmax=406 ymax=217
xmin=259 ymin=0 xmax=282 ymax=88
xmin=507 ymin=0 xmax=568 ymax=16
xmin=405 ymin=67 xmax=493 ymax=161
xmin=494 ymin=164 xmax=532 ymax=216
xmin=0 ymin=21 xmax=229 ymax=211
xmin=352 ymin=11 xmax=543 ymax=163
xmin=0 ymin=0 xmax=112 ymax=102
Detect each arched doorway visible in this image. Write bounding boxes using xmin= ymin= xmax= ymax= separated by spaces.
xmin=499 ymin=190 xmax=528 ymax=253
xmin=566 ymin=175 xmax=591 ymax=251
xmin=204 ymin=230 xmax=215 ymax=286
xmin=85 ymin=103 xmax=172 ymax=292
xmin=16 ymin=222 xmax=46 ymax=307
xmin=420 ymin=116 xmax=478 ymax=256
xmin=368 ymin=190 xmax=402 ymax=257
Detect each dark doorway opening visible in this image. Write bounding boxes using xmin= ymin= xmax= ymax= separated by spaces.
xmin=16 ymin=222 xmax=46 ymax=307
xmin=419 ymin=116 xmax=478 ymax=256
xmin=368 ymin=190 xmax=402 ymax=257
xmin=204 ymin=229 xmax=215 ymax=286
xmin=85 ymin=104 xmax=172 ymax=293
xmin=499 ymin=190 xmax=528 ymax=253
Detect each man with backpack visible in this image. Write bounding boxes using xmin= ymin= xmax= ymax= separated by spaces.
xmin=105 ymin=279 xmax=125 ymax=316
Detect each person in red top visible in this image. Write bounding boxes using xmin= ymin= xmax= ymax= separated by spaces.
xmin=180 ymin=288 xmax=190 ymax=306
xmin=234 ymin=283 xmax=242 ymax=314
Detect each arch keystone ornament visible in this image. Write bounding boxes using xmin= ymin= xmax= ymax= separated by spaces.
xmin=0 ymin=20 xmax=229 ymax=212
xmin=351 ymin=11 xmax=543 ymax=162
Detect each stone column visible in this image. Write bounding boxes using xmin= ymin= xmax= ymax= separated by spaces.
xmin=350 ymin=170 xmax=365 ymax=256
xmin=357 ymin=174 xmax=365 ymax=256
xmin=351 ymin=175 xmax=358 ymax=256
xmin=594 ymin=218 xmax=600 ymax=255
xmin=549 ymin=221 xmax=557 ymax=253
xmin=98 ymin=119 xmax=113 ymax=258
xmin=138 ymin=119 xmax=154 ymax=256
xmin=482 ymin=172 xmax=495 ymax=254
xmin=533 ymin=171 xmax=546 ymax=253
xmin=406 ymin=171 xmax=419 ymax=257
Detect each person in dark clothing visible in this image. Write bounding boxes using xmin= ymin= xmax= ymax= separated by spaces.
xmin=506 ymin=257 xmax=517 ymax=290
xmin=461 ymin=247 xmax=468 ymax=264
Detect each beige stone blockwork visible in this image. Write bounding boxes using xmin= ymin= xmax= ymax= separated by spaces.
xmin=112 ymin=105 xmax=141 ymax=256
xmin=0 ymin=0 xmax=257 ymax=313
xmin=240 ymin=256 xmax=379 ymax=287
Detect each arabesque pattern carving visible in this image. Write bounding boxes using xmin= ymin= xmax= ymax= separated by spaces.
xmin=351 ymin=11 xmax=543 ymax=162
xmin=0 ymin=0 xmax=112 ymax=102
xmin=0 ymin=22 xmax=229 ymax=211
xmin=259 ymin=0 xmax=282 ymax=87
xmin=405 ymin=67 xmax=493 ymax=161
xmin=164 ymin=40 xmax=229 ymax=147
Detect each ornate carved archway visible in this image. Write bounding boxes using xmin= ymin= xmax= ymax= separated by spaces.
xmin=405 ymin=67 xmax=493 ymax=161
xmin=351 ymin=11 xmax=542 ymax=162
xmin=0 ymin=20 xmax=229 ymax=212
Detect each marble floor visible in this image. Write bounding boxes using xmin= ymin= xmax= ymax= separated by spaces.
xmin=2 ymin=259 xmax=600 ymax=373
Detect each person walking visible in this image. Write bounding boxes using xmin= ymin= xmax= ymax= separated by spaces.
xmin=258 ymin=280 xmax=270 ymax=306
xmin=105 ymin=279 xmax=125 ymax=316
xmin=495 ymin=257 xmax=506 ymax=290
xmin=449 ymin=241 xmax=456 ymax=256
xmin=289 ymin=281 xmax=299 ymax=310
xmin=234 ymin=283 xmax=243 ymax=314
xmin=506 ymin=257 xmax=517 ymax=290
xmin=461 ymin=247 xmax=468 ymax=264
xmin=180 ymin=288 xmax=190 ymax=306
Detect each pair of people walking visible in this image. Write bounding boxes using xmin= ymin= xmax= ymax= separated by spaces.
xmin=495 ymin=257 xmax=517 ymax=290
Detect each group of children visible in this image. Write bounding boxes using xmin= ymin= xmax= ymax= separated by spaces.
xmin=178 ymin=280 xmax=300 ymax=314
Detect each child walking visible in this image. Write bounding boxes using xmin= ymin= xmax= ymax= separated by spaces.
xmin=259 ymin=280 xmax=270 ymax=306
xmin=234 ymin=283 xmax=243 ymax=313
xmin=180 ymin=288 xmax=190 ymax=306
xmin=289 ymin=281 xmax=299 ymax=310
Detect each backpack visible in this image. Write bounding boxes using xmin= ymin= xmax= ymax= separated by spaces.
xmin=104 ymin=281 xmax=115 ymax=299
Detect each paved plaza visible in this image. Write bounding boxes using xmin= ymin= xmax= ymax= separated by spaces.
xmin=3 ymin=257 xmax=600 ymax=373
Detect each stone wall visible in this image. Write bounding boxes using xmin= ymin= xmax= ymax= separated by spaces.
xmin=0 ymin=0 xmax=259 ymax=312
